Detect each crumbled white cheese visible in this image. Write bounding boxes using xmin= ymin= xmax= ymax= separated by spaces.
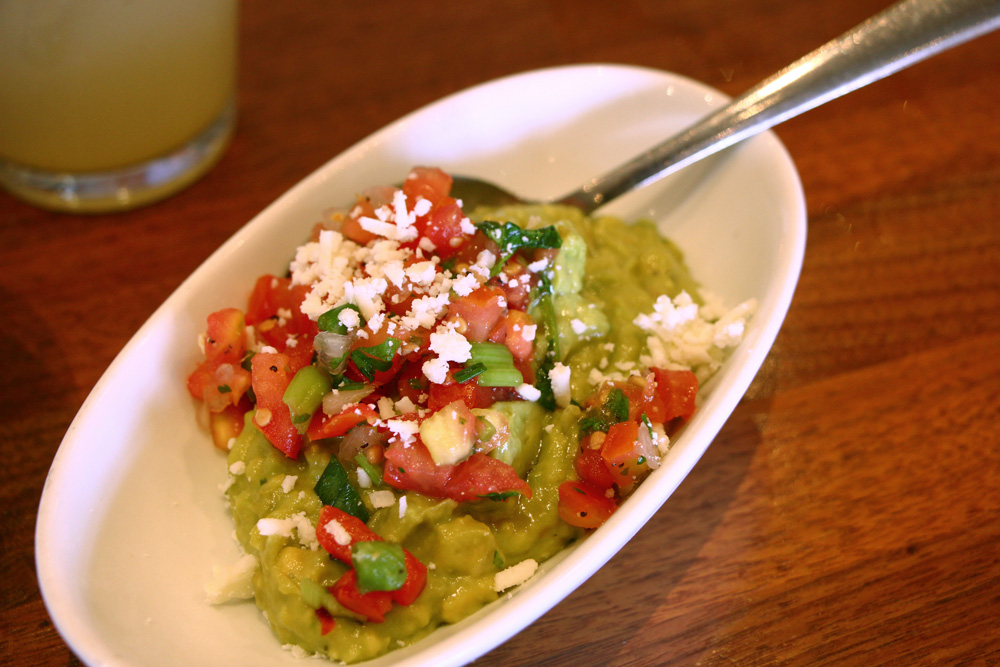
xmin=634 ymin=291 xmax=756 ymax=382
xmin=385 ymin=418 xmax=420 ymax=445
xmin=516 ymin=383 xmax=541 ymax=402
xmin=228 ymin=461 xmax=246 ymax=476
xmin=548 ymin=363 xmax=572 ymax=408
xmin=369 ymin=490 xmax=396 ymax=508
xmin=205 ymin=553 xmax=257 ymax=604
xmin=324 ymin=519 xmax=351 ymax=546
xmin=494 ymin=558 xmax=538 ymax=592
xmin=398 ymin=495 xmax=408 ymax=518
xmin=281 ymin=475 xmax=297 ymax=494
xmin=429 ymin=327 xmax=472 ymax=363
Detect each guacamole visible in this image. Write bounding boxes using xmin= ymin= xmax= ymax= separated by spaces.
xmin=192 ymin=168 xmax=752 ymax=663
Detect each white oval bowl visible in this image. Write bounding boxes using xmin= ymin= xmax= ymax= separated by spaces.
xmin=36 ymin=63 xmax=806 ymax=667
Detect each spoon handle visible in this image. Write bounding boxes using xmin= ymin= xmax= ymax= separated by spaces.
xmin=560 ymin=0 xmax=1000 ymax=212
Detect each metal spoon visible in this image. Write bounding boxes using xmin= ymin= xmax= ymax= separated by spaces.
xmin=451 ymin=0 xmax=1000 ymax=214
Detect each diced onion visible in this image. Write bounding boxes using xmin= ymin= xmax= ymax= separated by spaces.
xmin=321 ymin=386 xmax=374 ymax=416
xmin=636 ymin=422 xmax=661 ymax=470
xmin=314 ymin=330 xmax=355 ymax=373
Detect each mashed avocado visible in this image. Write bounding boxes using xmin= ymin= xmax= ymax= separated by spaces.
xmin=222 ymin=204 xmax=702 ymax=663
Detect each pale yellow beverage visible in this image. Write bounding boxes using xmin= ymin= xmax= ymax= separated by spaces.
xmin=0 ymin=0 xmax=238 ymax=212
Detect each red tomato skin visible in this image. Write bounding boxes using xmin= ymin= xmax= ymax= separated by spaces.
xmin=651 ymin=368 xmax=699 ymax=422
xmin=499 ymin=310 xmax=536 ymax=362
xmin=600 ymin=421 xmax=640 ymax=465
xmin=390 ymin=551 xmax=428 ymax=606
xmin=427 ymin=375 xmax=515 ymax=411
xmin=382 ymin=440 xmax=532 ymax=502
xmin=330 ymin=570 xmax=394 ymax=623
xmin=402 ymin=166 xmax=453 ymax=207
xmin=421 ymin=200 xmax=470 ymax=259
xmin=447 ymin=286 xmax=508 ymax=342
xmin=187 ymin=308 xmax=246 ymax=401
xmin=316 ymin=506 xmax=382 ymax=564
xmin=250 ymin=352 xmax=303 ymax=458
xmin=307 ymin=403 xmax=379 ymax=440
xmin=246 ymin=275 xmax=317 ymax=372
xmin=557 ymin=480 xmax=617 ymax=529
xmin=316 ymin=608 xmax=336 ymax=635
xmin=575 ymin=447 xmax=616 ymax=490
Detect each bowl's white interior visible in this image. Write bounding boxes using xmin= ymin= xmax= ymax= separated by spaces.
xmin=35 ymin=64 xmax=805 ymax=667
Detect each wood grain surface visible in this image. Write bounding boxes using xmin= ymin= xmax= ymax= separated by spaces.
xmin=2 ymin=1 xmax=998 ymax=665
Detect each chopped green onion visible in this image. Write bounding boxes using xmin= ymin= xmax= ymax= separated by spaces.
xmin=350 ymin=337 xmax=401 ymax=381
xmin=351 ymin=542 xmax=407 ymax=593
xmin=469 ymin=341 xmax=514 ymax=365
xmin=353 ymin=453 xmax=382 ymax=487
xmin=478 ymin=367 xmax=523 ymax=387
xmin=283 ymin=365 xmax=332 ymax=430
xmin=453 ymin=362 xmax=486 ymax=384
xmin=475 ymin=415 xmax=497 ymax=442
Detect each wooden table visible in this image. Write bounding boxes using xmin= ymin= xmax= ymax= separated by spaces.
xmin=3 ymin=1 xmax=998 ymax=665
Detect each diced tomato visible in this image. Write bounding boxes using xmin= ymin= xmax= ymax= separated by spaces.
xmin=250 ymin=352 xmax=302 ymax=458
xmin=395 ymin=362 xmax=429 ymax=405
xmin=209 ymin=402 xmax=248 ymax=450
xmin=382 ymin=440 xmax=531 ymax=502
xmin=339 ymin=187 xmax=395 ymax=245
xmin=497 ymin=261 xmax=534 ymax=311
xmin=444 ymin=453 xmax=532 ymax=501
xmin=600 ymin=420 xmax=649 ymax=491
xmin=575 ymin=447 xmax=615 ymax=490
xmin=307 ymin=403 xmax=378 ymax=440
xmin=402 ymin=166 xmax=453 ymax=208
xmin=246 ymin=275 xmax=317 ymax=372
xmin=390 ymin=551 xmax=428 ymax=606
xmin=187 ymin=308 xmax=247 ymax=402
xmin=499 ymin=310 xmax=536 ymax=362
xmin=447 ymin=286 xmax=507 ymax=342
xmin=381 ymin=438 xmax=454 ymax=497
xmin=345 ymin=326 xmax=408 ymax=387
xmin=316 ymin=608 xmax=336 ymax=635
xmin=419 ymin=198 xmax=470 ymax=259
xmin=330 ymin=570 xmax=394 ymax=623
xmin=315 ymin=506 xmax=428 ymax=609
xmin=426 ymin=374 xmax=514 ymax=411
xmin=316 ymin=506 xmax=382 ymax=564
xmin=558 ymin=480 xmax=617 ymax=529
xmin=650 ymin=368 xmax=699 ymax=422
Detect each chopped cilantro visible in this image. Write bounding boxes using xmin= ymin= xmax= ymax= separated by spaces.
xmin=350 ymin=337 xmax=401 ymax=381
xmin=317 ymin=304 xmax=365 ymax=334
xmin=475 ymin=220 xmax=562 ymax=276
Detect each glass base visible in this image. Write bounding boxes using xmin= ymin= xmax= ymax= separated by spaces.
xmin=0 ymin=103 xmax=235 ymax=214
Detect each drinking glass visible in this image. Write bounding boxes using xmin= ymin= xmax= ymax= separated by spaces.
xmin=0 ymin=0 xmax=238 ymax=213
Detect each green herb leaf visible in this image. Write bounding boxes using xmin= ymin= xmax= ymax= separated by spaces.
xmin=314 ymin=457 xmax=370 ymax=522
xmin=350 ymin=337 xmax=401 ymax=381
xmin=493 ymin=550 xmax=504 ymax=569
xmin=317 ymin=304 xmax=365 ymax=334
xmin=605 ymin=388 xmax=629 ymax=423
xmin=477 ymin=491 xmax=522 ymax=501
xmin=353 ymin=453 xmax=383 ymax=487
xmin=217 ymin=384 xmax=232 ymax=394
xmin=475 ymin=221 xmax=562 ymax=276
